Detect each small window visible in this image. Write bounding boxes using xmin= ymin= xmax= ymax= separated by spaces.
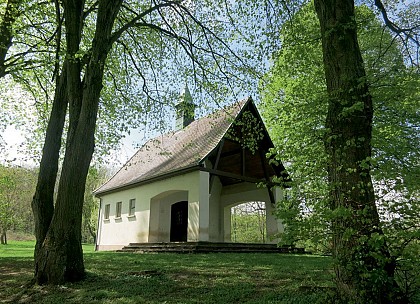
xmin=116 ymin=201 xmax=122 ymax=218
xmin=104 ymin=204 xmax=110 ymax=220
xmin=129 ymin=199 xmax=136 ymax=216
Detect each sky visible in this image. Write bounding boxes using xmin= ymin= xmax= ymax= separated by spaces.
xmin=0 ymin=81 xmax=217 ymax=169
xmin=1 ymin=125 xmax=25 ymax=165
xmin=0 ymin=125 xmax=140 ymax=168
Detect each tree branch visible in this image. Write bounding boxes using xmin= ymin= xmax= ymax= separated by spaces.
xmin=110 ymin=1 xmax=180 ymax=45
xmin=374 ymin=0 xmax=419 ymax=47
xmin=0 ymin=0 xmax=23 ymax=77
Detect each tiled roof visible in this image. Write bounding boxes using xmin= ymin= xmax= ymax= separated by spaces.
xmin=95 ymin=98 xmax=250 ymax=195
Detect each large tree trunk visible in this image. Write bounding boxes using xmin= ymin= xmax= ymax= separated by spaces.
xmin=313 ymin=0 xmax=405 ymax=302
xmin=34 ymin=0 xmax=122 ymax=285
xmin=34 ymin=113 xmax=95 ymax=283
xmin=32 ymin=64 xmax=68 ymax=274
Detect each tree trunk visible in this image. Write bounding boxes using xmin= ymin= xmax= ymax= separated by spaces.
xmin=34 ymin=0 xmax=122 ymax=285
xmin=88 ymin=224 xmax=96 ymax=244
xmin=0 ymin=0 xmax=22 ymax=77
xmin=34 ymin=123 xmax=93 ymax=283
xmin=1 ymin=230 xmax=6 ymax=244
xmin=313 ymin=1 xmax=405 ymax=303
xmin=32 ymin=64 xmax=68 ymax=274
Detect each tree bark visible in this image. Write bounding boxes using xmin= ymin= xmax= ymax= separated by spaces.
xmin=32 ymin=63 xmax=68 ymax=274
xmin=0 ymin=0 xmax=22 ymax=77
xmin=88 ymin=224 xmax=96 ymax=244
xmin=313 ymin=1 xmax=405 ymax=303
xmin=1 ymin=230 xmax=6 ymax=245
xmin=34 ymin=0 xmax=122 ymax=285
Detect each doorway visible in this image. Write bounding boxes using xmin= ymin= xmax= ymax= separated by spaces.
xmin=170 ymin=201 xmax=188 ymax=242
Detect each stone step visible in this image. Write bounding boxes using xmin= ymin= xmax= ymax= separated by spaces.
xmin=117 ymin=242 xmax=305 ymax=254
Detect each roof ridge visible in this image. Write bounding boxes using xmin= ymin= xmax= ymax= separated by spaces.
xmin=95 ymin=97 xmax=252 ymax=195
xmin=124 ymin=96 xmax=249 ymax=161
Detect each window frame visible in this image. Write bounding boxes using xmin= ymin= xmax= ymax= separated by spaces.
xmin=115 ymin=201 xmax=122 ymax=219
xmin=128 ymin=198 xmax=136 ymax=217
xmin=104 ymin=204 xmax=110 ymax=220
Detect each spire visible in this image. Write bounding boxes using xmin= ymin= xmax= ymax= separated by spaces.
xmin=175 ymin=85 xmax=196 ymax=130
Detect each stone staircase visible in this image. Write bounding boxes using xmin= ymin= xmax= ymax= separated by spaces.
xmin=117 ymin=242 xmax=305 ymax=254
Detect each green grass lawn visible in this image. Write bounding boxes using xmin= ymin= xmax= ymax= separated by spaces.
xmin=0 ymin=241 xmax=335 ymax=304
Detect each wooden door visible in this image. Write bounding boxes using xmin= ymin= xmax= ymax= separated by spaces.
xmin=170 ymin=201 xmax=188 ymax=242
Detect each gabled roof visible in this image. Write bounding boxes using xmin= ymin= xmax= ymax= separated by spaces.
xmin=95 ymin=98 xmax=249 ymax=196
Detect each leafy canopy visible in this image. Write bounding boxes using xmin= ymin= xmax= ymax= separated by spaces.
xmin=260 ymin=3 xmax=420 ymax=253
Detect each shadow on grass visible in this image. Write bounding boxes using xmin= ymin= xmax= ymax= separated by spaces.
xmin=1 ymin=253 xmax=336 ymax=304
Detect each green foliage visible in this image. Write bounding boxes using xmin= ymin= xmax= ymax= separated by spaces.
xmin=0 ymin=165 xmax=36 ymax=243
xmin=261 ymin=3 xmax=419 ymax=299
xmin=0 ymin=170 xmax=15 ymax=243
xmin=260 ymin=2 xmax=330 ymax=250
xmin=231 ymin=202 xmax=266 ymax=243
xmin=226 ymin=111 xmax=265 ymax=154
xmin=0 ymin=163 xmax=107 ymax=244
xmin=82 ymin=166 xmax=110 ymax=243
xmin=261 ymin=1 xmax=419 ymax=245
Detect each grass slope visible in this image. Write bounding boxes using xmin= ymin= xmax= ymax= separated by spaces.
xmin=0 ymin=241 xmax=334 ymax=303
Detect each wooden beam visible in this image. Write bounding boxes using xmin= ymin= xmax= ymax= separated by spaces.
xmin=241 ymin=148 xmax=245 ymax=176
xmin=213 ymin=138 xmax=225 ymax=170
xmin=95 ymin=165 xmax=201 ymax=197
xmin=259 ymin=149 xmax=276 ymax=206
xmin=218 ymin=148 xmax=242 ymax=159
xmin=209 ymin=138 xmax=225 ymax=193
xmin=201 ymin=167 xmax=268 ymax=185
xmin=224 ymin=137 xmax=241 ymax=145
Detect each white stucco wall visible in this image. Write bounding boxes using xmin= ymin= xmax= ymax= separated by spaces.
xmin=96 ymin=189 xmax=150 ymax=251
xmin=176 ymin=170 xmax=210 ymax=242
xmin=96 ymin=170 xmax=207 ymax=250
xmin=209 ymin=176 xmax=223 ymax=241
xmin=219 ymin=182 xmax=284 ymax=244
xmin=266 ymin=187 xmax=285 ymax=242
xmin=149 ymin=191 xmax=188 ymax=242
xmin=96 ymin=169 xmax=284 ymax=250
